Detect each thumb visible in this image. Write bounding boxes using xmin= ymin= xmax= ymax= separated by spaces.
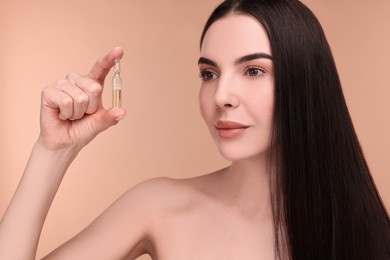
xmin=91 ymin=108 xmax=127 ymax=133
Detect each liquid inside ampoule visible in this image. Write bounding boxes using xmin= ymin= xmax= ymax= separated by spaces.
xmin=112 ymin=89 xmax=122 ymax=108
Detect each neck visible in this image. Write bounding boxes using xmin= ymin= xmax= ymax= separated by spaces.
xmin=218 ymin=154 xmax=272 ymax=218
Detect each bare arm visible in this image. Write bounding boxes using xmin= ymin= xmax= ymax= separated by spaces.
xmin=0 ymin=47 xmax=126 ymax=259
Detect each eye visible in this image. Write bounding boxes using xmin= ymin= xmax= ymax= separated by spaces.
xmin=245 ymin=67 xmax=265 ymax=78
xmin=199 ymin=70 xmax=218 ymax=82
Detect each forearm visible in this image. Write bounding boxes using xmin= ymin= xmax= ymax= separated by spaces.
xmin=0 ymin=47 xmax=125 ymax=259
xmin=0 ymin=141 xmax=80 ymax=260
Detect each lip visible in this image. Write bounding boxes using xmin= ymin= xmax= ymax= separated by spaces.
xmin=215 ymin=120 xmax=249 ymax=139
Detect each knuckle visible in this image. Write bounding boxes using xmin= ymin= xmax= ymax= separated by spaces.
xmin=60 ymin=96 xmax=73 ymax=107
xmin=55 ymin=78 xmax=68 ymax=87
xmin=42 ymin=85 xmax=51 ymax=96
xmin=87 ymin=81 xmax=103 ymax=97
xmin=41 ymin=85 xmax=56 ymax=101
xmin=75 ymin=76 xmax=102 ymax=96
xmin=65 ymin=72 xmax=80 ymax=80
xmin=75 ymin=94 xmax=89 ymax=106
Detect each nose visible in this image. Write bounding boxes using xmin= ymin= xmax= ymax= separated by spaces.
xmin=215 ymin=77 xmax=240 ymax=109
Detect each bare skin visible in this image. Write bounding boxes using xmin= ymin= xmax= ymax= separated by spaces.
xmin=43 ymin=169 xmax=274 ymax=259
xmin=0 ymin=14 xmax=275 ymax=259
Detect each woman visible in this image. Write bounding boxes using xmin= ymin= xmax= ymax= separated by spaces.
xmin=1 ymin=0 xmax=389 ymax=259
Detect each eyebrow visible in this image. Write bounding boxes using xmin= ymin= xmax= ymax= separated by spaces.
xmin=235 ymin=53 xmax=273 ymax=65
xmin=198 ymin=57 xmax=217 ymax=67
xmin=198 ymin=52 xmax=273 ymax=67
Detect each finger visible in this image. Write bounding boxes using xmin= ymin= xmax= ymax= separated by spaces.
xmin=66 ymin=72 xmax=103 ymax=114
xmin=54 ymin=79 xmax=89 ymax=120
xmin=91 ymin=107 xmax=127 ymax=134
xmin=87 ymin=47 xmax=124 ymax=85
xmin=42 ymin=84 xmax=74 ymax=121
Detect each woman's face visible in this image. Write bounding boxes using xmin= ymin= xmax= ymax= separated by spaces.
xmin=199 ymin=14 xmax=274 ymax=162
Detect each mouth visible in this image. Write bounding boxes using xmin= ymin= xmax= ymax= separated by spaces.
xmin=215 ymin=120 xmax=250 ymax=139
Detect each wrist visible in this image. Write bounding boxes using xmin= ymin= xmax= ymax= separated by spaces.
xmin=33 ymin=138 xmax=81 ymax=168
xmin=35 ymin=134 xmax=82 ymax=154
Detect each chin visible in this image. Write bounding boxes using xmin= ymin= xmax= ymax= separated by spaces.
xmin=217 ymin=147 xmax=270 ymax=163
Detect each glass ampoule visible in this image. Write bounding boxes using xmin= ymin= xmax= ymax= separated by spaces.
xmin=112 ymin=58 xmax=122 ymax=108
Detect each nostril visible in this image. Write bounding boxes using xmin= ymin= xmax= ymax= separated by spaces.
xmin=215 ymin=92 xmax=239 ymax=109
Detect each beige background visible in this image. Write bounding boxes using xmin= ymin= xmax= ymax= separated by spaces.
xmin=0 ymin=0 xmax=389 ymax=258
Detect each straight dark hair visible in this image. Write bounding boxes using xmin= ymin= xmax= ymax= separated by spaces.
xmin=200 ymin=0 xmax=390 ymax=259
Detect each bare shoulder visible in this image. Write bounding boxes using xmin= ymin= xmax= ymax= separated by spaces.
xmin=43 ymin=176 xmax=216 ymax=259
xmin=123 ymin=171 xmax=226 ymax=225
xmin=126 ymin=174 xmax=219 ymax=213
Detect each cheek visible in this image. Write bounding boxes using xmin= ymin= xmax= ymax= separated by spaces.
xmin=262 ymin=93 xmax=274 ymax=119
xmin=247 ymin=86 xmax=274 ymax=125
xmin=266 ymin=90 xmax=275 ymax=120
xmin=198 ymin=86 xmax=214 ymax=122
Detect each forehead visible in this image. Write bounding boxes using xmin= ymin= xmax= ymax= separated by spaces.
xmin=201 ymin=14 xmax=271 ymax=61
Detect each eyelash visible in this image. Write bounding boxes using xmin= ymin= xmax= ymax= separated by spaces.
xmin=245 ymin=67 xmax=265 ymax=78
xmin=198 ymin=70 xmax=218 ymax=82
xmin=198 ymin=66 xmax=266 ymax=82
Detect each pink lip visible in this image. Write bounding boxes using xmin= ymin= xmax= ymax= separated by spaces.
xmin=215 ymin=120 xmax=249 ymax=139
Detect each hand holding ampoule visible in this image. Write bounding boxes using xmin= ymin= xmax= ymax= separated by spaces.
xmin=0 ymin=48 xmax=127 ymax=260
xmin=39 ymin=47 xmax=126 ymax=151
